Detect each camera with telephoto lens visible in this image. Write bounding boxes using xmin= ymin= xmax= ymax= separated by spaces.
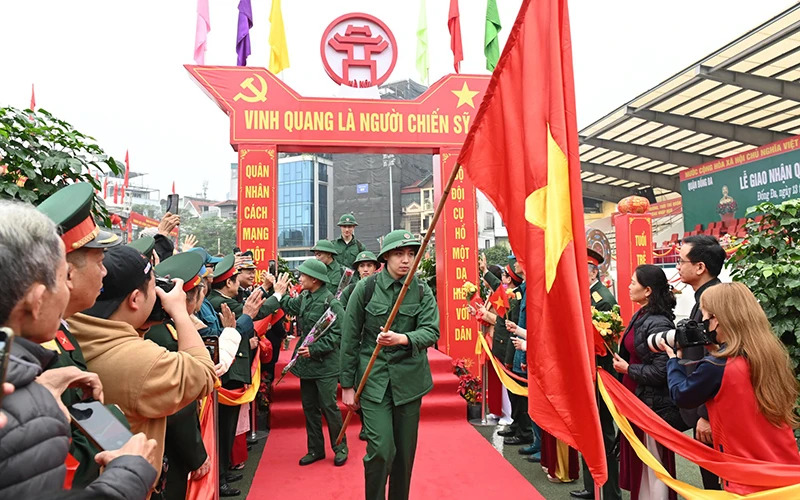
xmin=147 ymin=277 xmax=176 ymax=323
xmin=646 ymin=318 xmax=716 ymax=353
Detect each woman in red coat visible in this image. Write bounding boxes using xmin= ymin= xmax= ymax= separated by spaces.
xmin=664 ymin=282 xmax=800 ymax=494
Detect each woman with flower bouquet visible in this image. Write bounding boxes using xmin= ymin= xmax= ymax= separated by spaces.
xmin=268 ymin=259 xmax=349 ymax=467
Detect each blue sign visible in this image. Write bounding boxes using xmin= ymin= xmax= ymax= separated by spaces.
xmin=357 ymin=183 xmax=369 ymax=194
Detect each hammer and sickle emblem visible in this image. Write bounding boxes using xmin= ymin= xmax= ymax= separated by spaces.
xmin=233 ymin=74 xmax=268 ymax=103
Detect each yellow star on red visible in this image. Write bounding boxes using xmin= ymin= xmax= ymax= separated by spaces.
xmin=451 ymin=82 xmax=480 ymax=109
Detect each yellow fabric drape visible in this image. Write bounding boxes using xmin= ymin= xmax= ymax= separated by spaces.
xmin=597 ymin=375 xmax=800 ymax=499
xmin=476 ymin=333 xmax=528 ymax=396
xmin=218 ymin=359 xmax=261 ymax=406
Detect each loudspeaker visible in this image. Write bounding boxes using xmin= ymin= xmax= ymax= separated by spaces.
xmin=635 ymin=187 xmax=657 ymax=203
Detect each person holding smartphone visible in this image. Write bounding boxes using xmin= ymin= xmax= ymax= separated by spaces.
xmin=0 ymin=200 xmax=158 ymax=499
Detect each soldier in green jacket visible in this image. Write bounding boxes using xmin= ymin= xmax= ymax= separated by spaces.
xmin=340 ymin=230 xmax=440 ymax=500
xmin=311 ymin=239 xmax=344 ymax=295
xmin=332 ymin=213 xmax=366 ymax=269
xmin=270 ymin=259 xmax=348 ymax=467
xmin=571 ymin=248 xmax=621 ymax=500
xmin=145 ymin=252 xmax=211 ymax=500
xmin=339 ymin=250 xmax=380 ymax=309
xmin=36 ymin=182 xmax=127 ymax=488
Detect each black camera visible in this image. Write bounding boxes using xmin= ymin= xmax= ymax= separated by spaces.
xmin=646 ymin=318 xmax=716 ymax=352
xmin=147 ymin=277 xmax=176 ymax=323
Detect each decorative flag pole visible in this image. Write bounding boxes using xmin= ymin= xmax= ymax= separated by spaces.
xmin=448 ymin=0 xmax=463 ymax=73
xmin=236 ymin=0 xmax=253 ymax=66
xmin=194 ymin=0 xmax=210 ymax=65
xmin=335 ymin=156 xmax=464 ymax=446
xmin=268 ymin=0 xmax=290 ymax=74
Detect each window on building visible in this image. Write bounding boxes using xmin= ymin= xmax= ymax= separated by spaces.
xmin=410 ymin=218 xmax=421 ymax=234
xmin=485 ymin=239 xmax=491 ymax=249
xmin=485 ymin=212 xmax=494 ymax=229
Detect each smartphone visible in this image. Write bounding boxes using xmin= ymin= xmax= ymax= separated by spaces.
xmin=268 ymin=259 xmax=277 ymax=276
xmin=0 ymin=328 xmax=13 ymax=410
xmin=69 ymin=400 xmax=134 ymax=452
xmin=165 ymin=193 xmax=180 ymax=215
xmin=204 ymin=337 xmax=220 ymax=364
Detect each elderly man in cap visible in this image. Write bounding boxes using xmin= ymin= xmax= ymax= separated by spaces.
xmin=332 ymin=213 xmax=366 ymax=269
xmin=311 ymin=239 xmax=344 ymax=295
xmin=340 ymin=230 xmax=439 ymax=500
xmin=0 ymin=199 xmax=158 ymax=499
xmin=270 ymin=259 xmax=348 ymax=467
xmin=67 ymin=245 xmax=216 ymax=485
xmin=36 ymin=182 xmax=143 ymax=487
xmin=570 ymin=249 xmax=621 ymax=500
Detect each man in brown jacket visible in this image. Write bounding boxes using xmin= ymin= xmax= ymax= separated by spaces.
xmin=68 ymin=246 xmax=216 ymax=479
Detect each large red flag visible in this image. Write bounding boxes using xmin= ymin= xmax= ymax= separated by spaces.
xmin=458 ymin=0 xmax=606 ymax=484
xmin=448 ymin=0 xmax=463 ymax=73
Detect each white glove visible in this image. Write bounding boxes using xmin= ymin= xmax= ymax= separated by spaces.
xmin=217 ymin=327 xmax=241 ymax=375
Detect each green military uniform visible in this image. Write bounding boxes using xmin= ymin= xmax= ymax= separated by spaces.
xmin=274 ymin=259 xmax=348 ymax=464
xmin=146 ymin=252 xmax=208 ymax=499
xmin=340 ymin=251 xmax=379 ymax=309
xmin=332 ymin=213 xmax=366 ymax=269
xmin=36 ymin=183 xmax=124 ymax=488
xmin=577 ymin=249 xmax=622 ymax=500
xmin=340 ymin=230 xmax=440 ymax=500
xmin=310 ymin=240 xmax=344 ymax=295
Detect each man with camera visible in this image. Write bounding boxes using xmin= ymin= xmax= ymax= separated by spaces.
xmin=0 ymin=200 xmax=158 ymax=499
xmin=675 ymin=234 xmax=726 ymax=490
xmin=67 ymin=245 xmax=217 ymax=484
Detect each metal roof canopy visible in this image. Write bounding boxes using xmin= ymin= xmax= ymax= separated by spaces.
xmin=579 ymin=4 xmax=800 ymax=202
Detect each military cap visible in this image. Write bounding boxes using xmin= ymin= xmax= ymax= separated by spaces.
xmin=378 ymin=230 xmax=421 ymax=261
xmin=154 ymin=251 xmax=206 ymax=292
xmin=187 ymin=247 xmax=223 ymax=266
xmin=352 ymin=250 xmax=379 ymax=269
xmin=297 ymin=259 xmax=330 ymax=284
xmin=212 ymin=254 xmax=239 ymax=284
xmin=337 ymin=213 xmax=358 ymax=226
xmin=505 ymin=265 xmax=523 ymax=286
xmin=37 ymin=183 xmax=120 ymax=253
xmin=310 ymin=239 xmax=339 ymax=255
xmin=587 ymin=248 xmax=604 ymax=266
xmin=237 ymin=255 xmax=258 ymax=270
xmin=507 ymin=253 xmax=517 ymax=266
xmin=83 ymin=246 xmax=151 ymax=319
xmin=127 ymin=236 xmax=155 ymax=259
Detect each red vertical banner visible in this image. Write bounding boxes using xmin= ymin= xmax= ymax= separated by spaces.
xmin=614 ymin=214 xmax=653 ymax=322
xmin=237 ymin=146 xmax=278 ymax=273
xmin=434 ymin=148 xmax=481 ymax=371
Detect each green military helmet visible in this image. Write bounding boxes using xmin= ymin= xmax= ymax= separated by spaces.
xmin=127 ymin=236 xmax=155 ymax=260
xmin=337 ymin=213 xmax=358 ymax=226
xmin=37 ymin=182 xmax=121 ymax=253
xmin=310 ymin=239 xmax=339 ymax=255
xmin=212 ymin=254 xmax=239 ymax=284
xmin=154 ymin=251 xmax=206 ymax=292
xmin=378 ymin=230 xmax=421 ymax=261
xmin=297 ymin=258 xmax=331 ymax=284
xmin=352 ymin=250 xmax=379 ymax=269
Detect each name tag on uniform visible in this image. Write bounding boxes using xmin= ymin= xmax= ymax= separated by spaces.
xmin=56 ymin=330 xmax=75 ymax=351
xmin=592 ymin=291 xmax=603 ymax=303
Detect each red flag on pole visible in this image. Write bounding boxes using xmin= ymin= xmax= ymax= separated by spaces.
xmin=122 ymin=150 xmax=130 ymax=201
xmin=171 ymin=181 xmax=176 ymax=194
xmin=30 ymin=84 xmax=36 ymax=111
xmin=488 ymin=286 xmax=510 ymax=317
xmin=103 ymin=177 xmax=108 ymax=199
xmin=113 ymin=183 xmax=118 ymax=204
xmin=458 ymin=0 xmax=606 ymax=485
xmin=448 ymin=0 xmax=463 ymax=73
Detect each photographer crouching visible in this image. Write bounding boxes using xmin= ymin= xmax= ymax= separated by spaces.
xmin=662 ymin=282 xmax=800 ymax=494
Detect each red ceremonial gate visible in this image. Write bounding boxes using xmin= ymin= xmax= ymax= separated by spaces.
xmin=186 ymin=65 xmax=489 ymax=368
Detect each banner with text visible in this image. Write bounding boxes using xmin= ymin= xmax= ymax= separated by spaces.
xmin=237 ymin=146 xmax=278 ymax=274
xmin=435 ymin=149 xmax=481 ymax=371
xmin=614 ymin=214 xmax=652 ymax=322
xmin=680 ymin=136 xmax=800 ymax=231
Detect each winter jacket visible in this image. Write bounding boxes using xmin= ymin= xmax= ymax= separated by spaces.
xmin=618 ymin=309 xmax=687 ymax=431
xmin=0 ymin=337 xmax=158 ymax=499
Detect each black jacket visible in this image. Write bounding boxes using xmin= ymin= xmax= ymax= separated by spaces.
xmin=0 ymin=337 xmax=157 ymax=499
xmin=619 ymin=310 xmax=687 ymax=431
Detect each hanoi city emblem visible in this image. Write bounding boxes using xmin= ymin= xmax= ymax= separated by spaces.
xmin=320 ymin=13 xmax=398 ymax=88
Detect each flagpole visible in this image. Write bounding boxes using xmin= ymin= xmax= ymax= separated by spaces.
xmin=335 ymin=156 xmax=463 ymax=446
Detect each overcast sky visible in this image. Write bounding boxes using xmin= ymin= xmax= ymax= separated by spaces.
xmin=0 ymin=0 xmax=794 ymax=201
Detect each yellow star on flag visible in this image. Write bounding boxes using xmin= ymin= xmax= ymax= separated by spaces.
xmin=451 ymin=82 xmax=480 ymax=109
xmin=493 ymin=297 xmax=505 ymax=310
xmin=525 ymin=124 xmax=573 ymax=292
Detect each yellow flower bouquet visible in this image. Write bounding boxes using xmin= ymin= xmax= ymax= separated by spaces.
xmin=591 ymin=304 xmax=624 ymax=354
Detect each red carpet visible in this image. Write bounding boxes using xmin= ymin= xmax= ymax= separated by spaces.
xmin=248 ymin=343 xmax=544 ymax=499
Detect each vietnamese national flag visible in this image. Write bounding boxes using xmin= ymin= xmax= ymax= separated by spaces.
xmin=488 ymin=286 xmax=509 ymax=317
xmin=113 ymin=183 xmax=118 ymax=204
xmin=30 ymin=84 xmax=36 ymax=111
xmin=458 ymin=0 xmax=606 ymax=485
xmin=103 ymin=177 xmax=108 ymax=199
xmin=122 ymin=150 xmax=130 ymax=201
xmin=448 ymin=0 xmax=463 ymax=73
